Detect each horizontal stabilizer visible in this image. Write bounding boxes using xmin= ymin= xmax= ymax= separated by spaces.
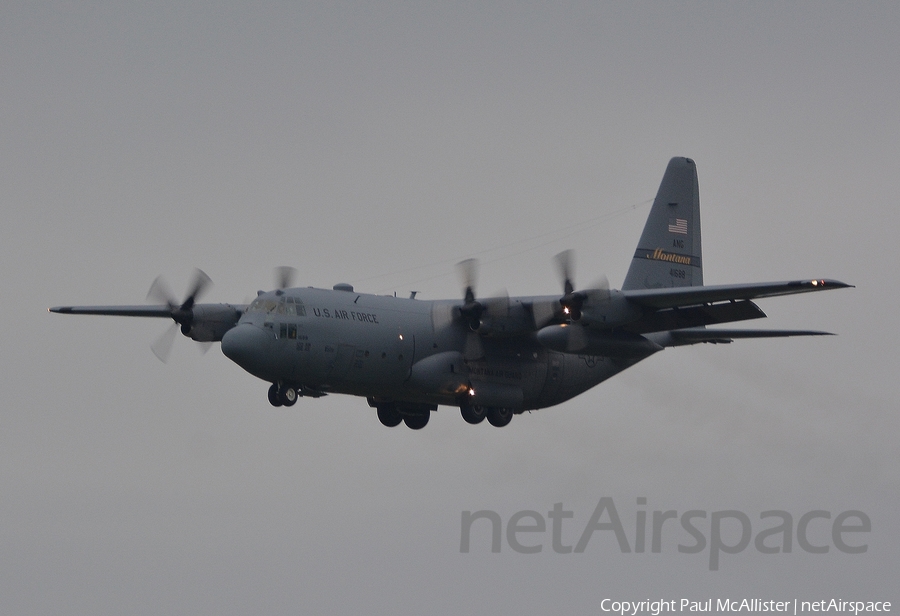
xmin=624 ymin=279 xmax=852 ymax=310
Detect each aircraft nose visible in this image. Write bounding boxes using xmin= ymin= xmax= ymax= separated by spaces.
xmin=221 ymin=324 xmax=271 ymax=369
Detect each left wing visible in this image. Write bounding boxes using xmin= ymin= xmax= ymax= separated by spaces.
xmin=609 ymin=278 xmax=852 ymax=336
xmin=659 ymin=327 xmax=835 ymax=346
xmin=534 ymin=278 xmax=852 ymax=355
xmin=622 ymin=279 xmax=852 ymax=310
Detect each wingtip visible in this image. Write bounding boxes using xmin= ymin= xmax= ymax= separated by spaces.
xmin=800 ymin=279 xmax=853 ymax=290
xmin=820 ymin=279 xmax=853 ymax=289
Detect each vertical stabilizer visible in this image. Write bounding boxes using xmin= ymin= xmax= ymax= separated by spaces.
xmin=622 ymin=157 xmax=702 ymax=290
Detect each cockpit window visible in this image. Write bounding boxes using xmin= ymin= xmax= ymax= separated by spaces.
xmin=285 ymin=296 xmax=307 ymax=316
xmin=248 ymin=297 xmax=278 ymax=314
xmin=247 ymin=296 xmax=306 ymax=316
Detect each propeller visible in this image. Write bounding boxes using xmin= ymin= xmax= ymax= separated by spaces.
xmin=454 ymin=259 xmax=492 ymax=360
xmin=555 ymin=249 xmax=585 ymax=320
xmin=553 ymin=250 xmax=609 ymax=322
xmin=147 ymin=269 xmax=213 ymax=362
xmin=275 ymin=266 xmax=297 ymax=290
xmin=456 ymin=258 xmax=484 ymax=331
xmin=453 ymin=260 xmax=511 ymax=360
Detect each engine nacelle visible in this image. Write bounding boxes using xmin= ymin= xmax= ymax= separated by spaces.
xmin=576 ymin=291 xmax=643 ymax=329
xmin=181 ymin=304 xmax=243 ymax=342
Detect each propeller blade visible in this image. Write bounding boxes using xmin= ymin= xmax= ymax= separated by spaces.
xmin=275 ymin=266 xmax=297 ymax=289
xmin=555 ymin=249 xmax=583 ymax=318
xmin=181 ymin=269 xmax=212 ymax=310
xmin=457 ymin=258 xmax=478 ymax=304
xmin=146 ymin=276 xmax=177 ymax=308
xmin=151 ymin=322 xmax=178 ymax=363
xmin=584 ymin=274 xmax=611 ymax=305
xmin=484 ymin=289 xmax=509 ymax=320
xmin=147 ymin=269 xmax=214 ymax=360
xmin=553 ymin=251 xmax=610 ymax=320
xmin=554 ymin=249 xmax=575 ymax=295
xmin=463 ymin=331 xmax=485 ymax=361
xmin=530 ymin=300 xmax=558 ymax=329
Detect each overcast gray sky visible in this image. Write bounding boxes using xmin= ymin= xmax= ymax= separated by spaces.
xmin=3 ymin=2 xmax=898 ymax=614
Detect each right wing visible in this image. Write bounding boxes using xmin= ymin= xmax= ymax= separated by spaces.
xmin=49 ymin=305 xmax=174 ymax=317
xmin=49 ymin=303 xmax=247 ymax=343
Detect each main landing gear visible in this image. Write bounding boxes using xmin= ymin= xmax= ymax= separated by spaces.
xmin=460 ymin=403 xmax=486 ymax=424
xmin=460 ymin=403 xmax=513 ymax=427
xmin=376 ymin=403 xmax=403 ymax=427
xmin=371 ymin=400 xmax=435 ymax=430
xmin=373 ymin=400 xmax=516 ymax=429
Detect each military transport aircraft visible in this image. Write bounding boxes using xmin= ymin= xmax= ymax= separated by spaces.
xmin=51 ymin=158 xmax=851 ymax=429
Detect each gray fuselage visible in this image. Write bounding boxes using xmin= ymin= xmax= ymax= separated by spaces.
xmin=220 ymin=286 xmax=647 ymax=411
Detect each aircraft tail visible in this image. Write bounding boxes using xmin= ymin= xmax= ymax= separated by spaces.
xmin=622 ymin=157 xmax=703 ymax=290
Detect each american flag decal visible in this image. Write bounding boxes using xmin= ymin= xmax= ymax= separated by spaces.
xmin=668 ymin=218 xmax=688 ymax=235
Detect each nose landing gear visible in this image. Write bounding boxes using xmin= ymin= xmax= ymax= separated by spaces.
xmin=267 ymin=383 xmax=298 ymax=407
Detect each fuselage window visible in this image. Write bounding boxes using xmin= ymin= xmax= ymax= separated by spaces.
xmin=277 ymin=323 xmax=299 ymax=339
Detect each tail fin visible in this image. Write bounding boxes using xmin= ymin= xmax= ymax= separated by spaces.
xmin=622 ymin=157 xmax=703 ymax=290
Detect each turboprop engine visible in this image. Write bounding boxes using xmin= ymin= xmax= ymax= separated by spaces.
xmin=181 ymin=304 xmax=243 ymax=342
